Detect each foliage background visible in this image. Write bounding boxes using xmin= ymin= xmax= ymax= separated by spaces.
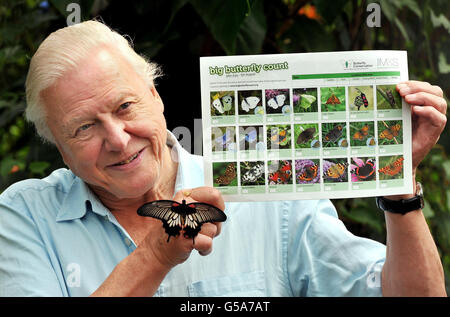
xmin=0 ymin=0 xmax=449 ymax=294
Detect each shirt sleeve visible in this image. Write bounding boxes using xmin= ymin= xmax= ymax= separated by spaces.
xmin=287 ymin=199 xmax=385 ymax=297
xmin=0 ymin=192 xmax=64 ymax=296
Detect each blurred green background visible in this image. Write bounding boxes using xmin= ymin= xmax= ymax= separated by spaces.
xmin=0 ymin=0 xmax=449 ymax=294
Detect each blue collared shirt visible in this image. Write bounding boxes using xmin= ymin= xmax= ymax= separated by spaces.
xmin=0 ymin=132 xmax=385 ymax=296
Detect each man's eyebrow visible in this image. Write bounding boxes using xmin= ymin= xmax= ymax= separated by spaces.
xmin=61 ymin=90 xmax=139 ymax=131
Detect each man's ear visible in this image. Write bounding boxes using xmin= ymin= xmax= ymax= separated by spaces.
xmin=150 ymin=85 xmax=162 ymax=101
xmin=53 ymin=140 xmax=70 ymax=167
xmin=149 ymin=85 xmax=164 ymax=112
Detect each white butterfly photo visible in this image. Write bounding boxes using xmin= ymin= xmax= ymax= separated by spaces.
xmin=241 ymin=96 xmax=260 ymax=112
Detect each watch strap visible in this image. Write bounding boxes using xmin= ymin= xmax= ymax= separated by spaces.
xmin=376 ymin=182 xmax=424 ymax=215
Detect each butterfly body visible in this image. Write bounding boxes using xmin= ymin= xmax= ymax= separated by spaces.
xmin=326 ymin=94 xmax=341 ymax=105
xmin=386 ymin=90 xmax=396 ymax=108
xmin=354 ymin=88 xmax=369 ymax=110
xmin=137 ymin=199 xmax=227 ymax=243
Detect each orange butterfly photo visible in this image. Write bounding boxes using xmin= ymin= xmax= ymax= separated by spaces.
xmin=323 ymin=159 xmax=348 ymax=183
xmin=320 ymin=87 xmax=346 ymax=112
xmin=378 ymin=156 xmax=404 ymax=180
xmin=378 ymin=120 xmax=403 ymax=145
xmin=350 ymin=122 xmax=374 ymax=147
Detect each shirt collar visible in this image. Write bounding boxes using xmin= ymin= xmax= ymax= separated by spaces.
xmin=56 ymin=130 xmax=193 ymax=222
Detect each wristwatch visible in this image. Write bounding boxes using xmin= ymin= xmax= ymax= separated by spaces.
xmin=376 ymin=182 xmax=424 ymax=215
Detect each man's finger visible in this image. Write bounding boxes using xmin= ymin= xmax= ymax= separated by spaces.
xmin=405 ymin=92 xmax=447 ymax=115
xmin=412 ymin=106 xmax=447 ymax=130
xmin=397 ymin=81 xmax=444 ymax=98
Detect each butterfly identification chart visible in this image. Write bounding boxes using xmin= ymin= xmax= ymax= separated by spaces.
xmin=200 ymin=50 xmax=413 ymax=201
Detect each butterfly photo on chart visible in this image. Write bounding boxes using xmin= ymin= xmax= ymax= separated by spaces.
xmin=295 ymin=159 xmax=320 ymax=184
xmin=376 ymin=85 xmax=402 ymax=110
xmin=350 ymin=122 xmax=375 ymax=147
xmin=267 ymin=125 xmax=291 ymax=150
xmin=268 ymin=160 xmax=293 ymax=185
xmin=239 ymin=125 xmax=264 ymax=151
xmin=323 ymin=159 xmax=349 ymax=183
xmin=137 ymin=199 xmax=227 ymax=243
xmin=320 ymin=87 xmax=346 ymax=112
xmin=211 ymin=126 xmax=236 ymax=152
xmin=294 ymin=124 xmax=319 ymax=149
xmin=293 ymin=88 xmax=318 ymax=113
xmin=238 ymin=90 xmax=262 ymax=115
xmin=240 ymin=161 xmax=265 ymax=186
xmin=265 ymin=89 xmax=290 ymax=114
xmin=213 ymin=162 xmax=237 ymax=187
xmin=378 ymin=156 xmax=404 ymax=180
xmin=322 ymin=123 xmax=347 ymax=148
xmin=348 ymin=86 xmax=373 ymax=111
xmin=377 ymin=120 xmax=403 ymax=145
xmin=350 ymin=157 xmax=376 ymax=182
xmin=210 ymin=91 xmax=235 ymax=116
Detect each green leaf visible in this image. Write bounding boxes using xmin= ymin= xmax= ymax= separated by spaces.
xmin=190 ymin=0 xmax=256 ymax=54
xmin=234 ymin=0 xmax=266 ymax=55
xmin=28 ymin=161 xmax=51 ymax=177
xmin=438 ymin=53 xmax=450 ymax=74
xmin=430 ymin=8 xmax=450 ymax=33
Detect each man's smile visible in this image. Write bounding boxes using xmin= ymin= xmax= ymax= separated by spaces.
xmin=107 ymin=147 xmax=146 ymax=169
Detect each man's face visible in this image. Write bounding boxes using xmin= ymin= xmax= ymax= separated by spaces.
xmin=41 ymin=47 xmax=169 ymax=200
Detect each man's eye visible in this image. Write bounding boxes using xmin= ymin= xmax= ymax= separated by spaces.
xmin=119 ymin=102 xmax=131 ymax=111
xmin=76 ymin=123 xmax=94 ymax=134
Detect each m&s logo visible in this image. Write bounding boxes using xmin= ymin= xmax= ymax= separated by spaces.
xmin=377 ymin=58 xmax=399 ymax=67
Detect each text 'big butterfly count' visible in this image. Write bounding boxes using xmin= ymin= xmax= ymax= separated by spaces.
xmin=137 ymin=200 xmax=227 ymax=243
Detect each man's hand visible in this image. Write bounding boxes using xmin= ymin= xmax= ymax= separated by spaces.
xmin=397 ymin=80 xmax=447 ymax=173
xmin=140 ymin=186 xmax=225 ymax=270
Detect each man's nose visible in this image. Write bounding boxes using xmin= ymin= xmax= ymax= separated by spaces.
xmin=103 ymin=119 xmax=130 ymax=152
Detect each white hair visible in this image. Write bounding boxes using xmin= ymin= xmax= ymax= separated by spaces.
xmin=25 ymin=20 xmax=162 ymax=144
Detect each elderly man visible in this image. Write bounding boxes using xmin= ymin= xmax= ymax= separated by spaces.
xmin=0 ymin=21 xmax=447 ymax=297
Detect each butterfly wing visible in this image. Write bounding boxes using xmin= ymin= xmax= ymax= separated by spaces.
xmin=215 ymin=163 xmax=236 ymax=186
xmin=324 ymin=125 xmax=343 ymax=143
xmin=212 ymin=98 xmax=224 ymax=114
xmin=324 ymin=162 xmax=348 ymax=180
xmin=275 ymin=94 xmax=286 ymax=108
xmin=241 ymin=98 xmax=250 ymax=112
xmin=183 ymin=202 xmax=227 ymax=240
xmin=267 ymin=97 xmax=278 ymax=109
xmin=246 ymin=96 xmax=260 ymax=110
xmin=221 ymin=95 xmax=233 ymax=111
xmin=137 ymin=200 xmax=183 ymax=242
xmin=297 ymin=127 xmax=316 ymax=144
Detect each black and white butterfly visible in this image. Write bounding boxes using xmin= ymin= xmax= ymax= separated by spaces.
xmin=137 ymin=200 xmax=227 ymax=243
